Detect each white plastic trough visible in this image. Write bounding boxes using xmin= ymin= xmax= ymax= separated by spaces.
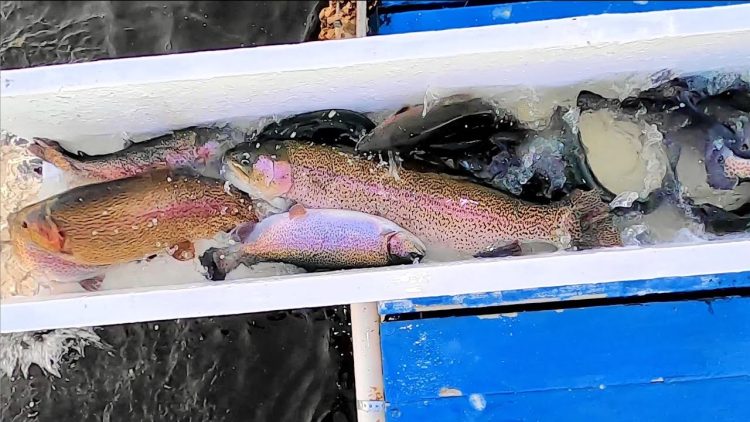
xmin=2 ymin=4 xmax=750 ymax=334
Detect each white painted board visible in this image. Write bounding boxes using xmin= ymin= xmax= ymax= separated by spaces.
xmin=1 ymin=4 xmax=750 ymax=333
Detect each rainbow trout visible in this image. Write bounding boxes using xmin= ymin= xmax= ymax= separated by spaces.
xmin=199 ymin=204 xmax=426 ymax=280
xmin=27 ymin=128 xmax=231 ymax=182
xmin=221 ymin=140 xmax=622 ymax=256
xmin=8 ymin=169 xmax=257 ymax=291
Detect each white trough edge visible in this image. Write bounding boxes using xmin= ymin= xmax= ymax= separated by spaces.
xmin=2 ymin=240 xmax=749 ymax=333
xmin=2 ymin=3 xmax=750 ymax=146
xmin=2 ymin=3 xmax=749 ymax=97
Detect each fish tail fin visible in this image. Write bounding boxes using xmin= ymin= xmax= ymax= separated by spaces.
xmin=27 ymin=138 xmax=79 ymax=172
xmin=199 ymin=246 xmax=259 ymax=281
xmin=568 ymin=189 xmax=623 ymax=249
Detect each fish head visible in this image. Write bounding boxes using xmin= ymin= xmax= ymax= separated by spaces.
xmin=385 ymin=231 xmax=427 ymax=264
xmin=221 ymin=141 xmax=293 ymax=202
xmin=7 ymin=202 xmax=68 ymax=254
xmin=704 ymin=140 xmax=738 ymax=190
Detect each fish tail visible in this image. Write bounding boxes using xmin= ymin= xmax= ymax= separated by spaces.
xmin=28 ymin=138 xmax=79 ymax=172
xmin=199 ymin=245 xmax=259 ymax=281
xmin=568 ymin=189 xmax=623 ymax=249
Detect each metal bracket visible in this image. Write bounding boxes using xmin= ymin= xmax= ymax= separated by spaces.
xmin=357 ymin=400 xmax=387 ymax=413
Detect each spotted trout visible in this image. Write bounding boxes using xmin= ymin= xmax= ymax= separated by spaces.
xmin=7 ymin=169 xmax=257 ymax=291
xmin=27 ymin=127 xmax=232 ymax=182
xmin=199 ymin=204 xmax=426 ymax=280
xmin=221 ymin=140 xmax=622 ymax=256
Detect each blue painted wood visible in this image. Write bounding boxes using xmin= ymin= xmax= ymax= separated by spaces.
xmin=378 ymin=271 xmax=750 ymax=315
xmin=385 ymin=377 xmax=750 ymax=421
xmin=380 ymin=296 xmax=750 ymax=419
xmin=376 ymin=1 xmax=749 ymax=35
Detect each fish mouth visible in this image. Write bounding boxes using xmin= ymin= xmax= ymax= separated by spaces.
xmin=223 ymin=159 xmax=250 ymax=180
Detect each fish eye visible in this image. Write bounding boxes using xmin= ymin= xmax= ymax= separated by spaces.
xmin=241 ymin=159 xmax=250 ymax=166
xmin=21 ymin=221 xmax=28 ymax=228
xmin=717 ymin=156 xmax=724 ymax=164
xmin=741 ymin=144 xmax=749 ymax=151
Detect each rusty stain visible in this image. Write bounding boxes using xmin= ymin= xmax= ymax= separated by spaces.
xmin=369 ymin=386 xmax=384 ymax=401
xmin=439 ymin=387 xmax=463 ymax=397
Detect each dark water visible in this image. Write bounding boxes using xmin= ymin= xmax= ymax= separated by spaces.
xmin=0 ymin=2 xmax=357 ymax=421
xmin=0 ymin=1 xmax=322 ymax=69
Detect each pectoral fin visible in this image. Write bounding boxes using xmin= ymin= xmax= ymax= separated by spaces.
xmin=169 ymin=240 xmax=195 ymax=261
xmin=79 ymin=275 xmax=104 ymax=292
xmin=473 ymin=240 xmax=523 ymax=258
xmin=288 ymin=204 xmax=307 ymax=219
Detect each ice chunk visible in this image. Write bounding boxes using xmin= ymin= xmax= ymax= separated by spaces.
xmin=562 ymin=107 xmax=581 ymax=135
xmin=610 ymin=191 xmax=640 ymax=209
xmin=620 ymin=223 xmax=651 ymax=246
xmin=640 ymin=123 xmax=668 ymax=199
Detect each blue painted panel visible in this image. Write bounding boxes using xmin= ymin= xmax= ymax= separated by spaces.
xmin=386 ymin=376 xmax=750 ymax=421
xmin=376 ymin=1 xmax=748 ymax=35
xmin=381 ymin=297 xmax=750 ymax=407
xmin=378 ymin=271 xmax=750 ymax=315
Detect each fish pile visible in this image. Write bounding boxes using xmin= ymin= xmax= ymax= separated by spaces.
xmin=8 ymin=72 xmax=748 ymax=292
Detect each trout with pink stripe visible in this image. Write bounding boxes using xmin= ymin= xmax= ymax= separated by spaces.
xmin=199 ymin=204 xmax=426 ymax=280
xmin=27 ymin=128 xmax=228 ymax=182
xmin=7 ymin=169 xmax=256 ymax=291
xmin=220 ymin=140 xmax=622 ymax=257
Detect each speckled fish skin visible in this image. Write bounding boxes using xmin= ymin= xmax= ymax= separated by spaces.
xmin=10 ymin=238 xmax=108 ymax=284
xmin=726 ymin=155 xmax=750 ymax=180
xmin=222 ymin=140 xmax=622 ymax=254
xmin=8 ymin=169 xmax=257 ymax=273
xmin=705 ymin=141 xmax=750 ymax=190
xmin=201 ymin=206 xmax=426 ymax=279
xmin=27 ymin=128 xmax=228 ymax=181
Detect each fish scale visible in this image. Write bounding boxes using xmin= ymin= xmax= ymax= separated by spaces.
xmin=235 ymin=141 xmax=620 ymax=254
xmin=9 ymin=169 xmax=257 ymax=271
xmin=28 ymin=128 xmax=225 ymax=182
xmin=246 ymin=210 xmax=395 ymax=267
xmin=199 ymin=206 xmax=426 ymax=280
